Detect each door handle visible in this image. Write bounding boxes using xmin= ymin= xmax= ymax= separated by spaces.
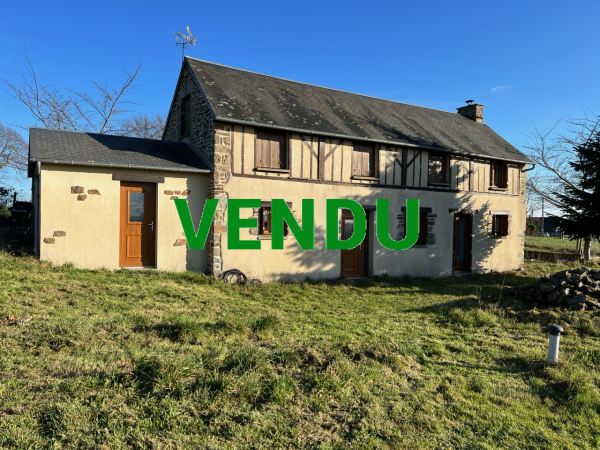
xmin=148 ymin=221 xmax=154 ymax=231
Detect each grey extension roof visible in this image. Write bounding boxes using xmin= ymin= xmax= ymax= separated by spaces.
xmin=28 ymin=127 xmax=211 ymax=175
xmin=186 ymin=57 xmax=532 ymax=164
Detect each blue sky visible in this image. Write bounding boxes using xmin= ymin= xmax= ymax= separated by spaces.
xmin=1 ymin=0 xmax=599 ymax=205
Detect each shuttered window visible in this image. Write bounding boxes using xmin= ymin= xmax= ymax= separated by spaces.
xmin=428 ymin=152 xmax=449 ymax=184
xmin=490 ymin=160 xmax=508 ymax=188
xmin=352 ymin=143 xmax=376 ymax=177
xmin=491 ymin=214 xmax=509 ymax=236
xmin=256 ymin=129 xmax=288 ymax=170
xmin=180 ymin=95 xmax=190 ymax=137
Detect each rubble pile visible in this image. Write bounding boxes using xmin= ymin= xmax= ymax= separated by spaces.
xmin=503 ymin=267 xmax=600 ymax=311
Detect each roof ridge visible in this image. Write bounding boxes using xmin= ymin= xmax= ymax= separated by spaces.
xmin=184 ymin=56 xmax=462 ymax=117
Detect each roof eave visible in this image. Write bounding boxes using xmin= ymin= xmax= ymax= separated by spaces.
xmin=28 ymin=158 xmax=212 ymax=174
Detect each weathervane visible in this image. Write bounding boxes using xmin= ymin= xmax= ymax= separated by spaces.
xmin=173 ymin=26 xmax=197 ymax=62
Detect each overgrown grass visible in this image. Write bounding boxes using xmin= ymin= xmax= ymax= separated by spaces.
xmin=1 ymin=254 xmax=600 ymax=448
xmin=526 ymin=235 xmax=600 ymax=256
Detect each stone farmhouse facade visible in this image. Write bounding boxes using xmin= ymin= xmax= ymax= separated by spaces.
xmin=29 ymin=57 xmax=533 ymax=280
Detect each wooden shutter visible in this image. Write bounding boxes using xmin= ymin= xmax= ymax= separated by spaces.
xmin=353 ymin=143 xmax=374 ymax=177
xmin=256 ymin=130 xmax=286 ymax=169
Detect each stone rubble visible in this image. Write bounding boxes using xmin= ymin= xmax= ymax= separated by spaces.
xmin=503 ymin=267 xmax=600 ymax=310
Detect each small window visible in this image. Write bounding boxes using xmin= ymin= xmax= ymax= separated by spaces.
xmin=180 ymin=95 xmax=191 ymax=138
xmin=491 ymin=215 xmax=509 ymax=236
xmin=490 ymin=160 xmax=508 ymax=188
xmin=404 ymin=210 xmax=430 ymax=245
xmin=256 ymin=129 xmax=287 ymax=170
xmin=352 ymin=143 xmax=377 ymax=178
xmin=258 ymin=204 xmax=289 ymax=236
xmin=428 ymin=152 xmax=449 ymax=185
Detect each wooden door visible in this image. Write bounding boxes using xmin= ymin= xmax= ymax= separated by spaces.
xmin=119 ymin=182 xmax=156 ymax=267
xmin=453 ymin=213 xmax=472 ymax=272
xmin=340 ymin=210 xmax=365 ymax=277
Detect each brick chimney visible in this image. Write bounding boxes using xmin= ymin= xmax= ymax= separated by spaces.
xmin=457 ymin=100 xmax=484 ymax=123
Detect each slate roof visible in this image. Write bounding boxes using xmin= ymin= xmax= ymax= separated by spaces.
xmin=186 ymin=57 xmax=532 ymax=164
xmin=29 ymin=128 xmax=211 ymax=173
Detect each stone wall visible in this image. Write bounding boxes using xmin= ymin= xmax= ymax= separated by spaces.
xmin=163 ymin=62 xmax=214 ymax=164
xmin=207 ymin=123 xmax=233 ymax=276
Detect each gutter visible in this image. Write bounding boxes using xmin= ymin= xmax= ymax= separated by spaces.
xmin=521 ymin=164 xmax=536 ymax=172
xmin=29 ymin=158 xmax=211 ymax=174
xmin=214 ymin=115 xmax=534 ymax=166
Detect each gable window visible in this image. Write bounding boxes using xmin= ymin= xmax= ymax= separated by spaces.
xmin=428 ymin=152 xmax=449 ymax=185
xmin=258 ymin=202 xmax=289 ymax=237
xmin=180 ymin=95 xmax=191 ymax=138
xmin=256 ymin=129 xmax=288 ymax=170
xmin=491 ymin=214 xmax=509 ymax=236
xmin=352 ymin=142 xmax=377 ymax=178
xmin=490 ymin=160 xmax=508 ymax=189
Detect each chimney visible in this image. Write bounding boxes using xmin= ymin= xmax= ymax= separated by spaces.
xmin=457 ymin=100 xmax=484 ymax=123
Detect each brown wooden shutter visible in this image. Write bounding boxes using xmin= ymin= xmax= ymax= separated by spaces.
xmin=353 ymin=143 xmax=375 ymax=177
xmin=352 ymin=149 xmax=359 ymax=176
xmin=257 ymin=130 xmax=287 ymax=169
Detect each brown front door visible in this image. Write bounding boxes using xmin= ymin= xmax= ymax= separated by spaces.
xmin=119 ymin=182 xmax=157 ymax=267
xmin=340 ymin=209 xmax=366 ymax=277
xmin=453 ymin=213 xmax=472 ymax=272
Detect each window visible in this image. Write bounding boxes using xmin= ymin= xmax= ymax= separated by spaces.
xmin=180 ymin=95 xmax=191 ymax=137
xmin=352 ymin=142 xmax=377 ymax=178
xmin=491 ymin=215 xmax=509 ymax=236
xmin=256 ymin=129 xmax=288 ymax=170
xmin=129 ymin=192 xmax=144 ymax=222
xmin=490 ymin=160 xmax=508 ymax=188
xmin=403 ymin=210 xmax=430 ymax=245
xmin=258 ymin=203 xmax=289 ymax=237
xmin=428 ymin=152 xmax=449 ymax=185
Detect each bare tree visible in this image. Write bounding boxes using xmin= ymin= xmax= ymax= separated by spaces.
xmin=0 ymin=123 xmax=28 ymax=181
xmin=121 ymin=113 xmax=166 ymax=140
xmin=523 ymin=112 xmax=600 ymax=260
xmin=525 ymin=179 xmax=541 ymax=220
xmin=2 ymin=51 xmax=142 ymax=135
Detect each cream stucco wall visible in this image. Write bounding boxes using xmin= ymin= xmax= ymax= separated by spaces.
xmin=218 ymin=175 xmax=526 ymax=281
xmin=39 ymin=164 xmax=209 ymax=271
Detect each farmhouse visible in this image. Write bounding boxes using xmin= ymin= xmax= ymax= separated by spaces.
xmin=28 ymin=57 xmax=533 ymax=280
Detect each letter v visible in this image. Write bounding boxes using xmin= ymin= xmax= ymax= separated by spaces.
xmin=174 ymin=199 xmax=219 ymax=250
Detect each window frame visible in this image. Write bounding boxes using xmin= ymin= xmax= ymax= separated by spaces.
xmin=491 ymin=214 xmax=509 ymax=236
xmin=179 ymin=95 xmax=191 ymax=138
xmin=258 ymin=202 xmax=290 ymax=238
xmin=402 ymin=208 xmax=431 ymax=246
xmin=351 ymin=142 xmax=378 ymax=179
xmin=255 ymin=128 xmax=289 ymax=171
xmin=490 ymin=160 xmax=508 ymax=189
xmin=428 ymin=151 xmax=450 ymax=186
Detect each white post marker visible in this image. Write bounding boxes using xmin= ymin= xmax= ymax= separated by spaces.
xmin=547 ymin=324 xmax=564 ymax=366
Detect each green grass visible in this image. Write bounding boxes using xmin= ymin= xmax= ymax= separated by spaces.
xmin=1 ymin=254 xmax=600 ymax=449
xmin=525 ymin=235 xmax=600 ymax=256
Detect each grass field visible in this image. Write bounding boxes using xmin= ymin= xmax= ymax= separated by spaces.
xmin=1 ymin=253 xmax=600 ymax=449
xmin=525 ymin=235 xmax=600 ymax=256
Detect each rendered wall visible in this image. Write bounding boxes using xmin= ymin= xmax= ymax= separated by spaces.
xmin=38 ymin=164 xmax=209 ymax=272
xmin=218 ymin=175 xmax=525 ymax=281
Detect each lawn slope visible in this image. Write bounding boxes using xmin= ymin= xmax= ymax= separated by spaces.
xmin=1 ymin=254 xmax=599 ymax=449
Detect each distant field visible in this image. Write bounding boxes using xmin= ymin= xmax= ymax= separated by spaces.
xmin=525 ymin=235 xmax=600 ymax=256
xmin=1 ymin=253 xmax=600 ymax=448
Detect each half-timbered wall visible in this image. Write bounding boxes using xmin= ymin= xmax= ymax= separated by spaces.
xmin=231 ymin=125 xmax=523 ymax=195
